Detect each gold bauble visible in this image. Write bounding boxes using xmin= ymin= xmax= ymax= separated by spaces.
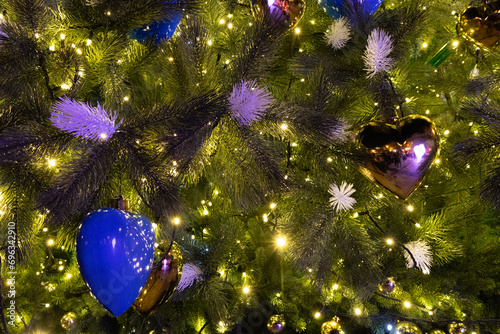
xmin=133 ymin=242 xmax=183 ymax=316
xmin=457 ymin=2 xmax=500 ymax=50
xmin=355 ymin=115 xmax=439 ymax=199
xmin=321 ymin=316 xmax=342 ymax=334
xmin=251 ymin=0 xmax=305 ymax=28
xmin=448 ymin=323 xmax=466 ymax=334
xmin=429 ymin=330 xmax=446 ymax=334
xmin=379 ymin=277 xmax=396 ymax=294
xmin=60 ymin=312 xmax=77 ymax=330
xmin=394 ymin=321 xmax=423 ymax=334
xmin=267 ymin=314 xmax=285 ymax=333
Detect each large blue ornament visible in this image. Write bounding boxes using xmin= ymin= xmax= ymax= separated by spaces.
xmin=76 ymin=208 xmax=155 ymax=317
xmin=130 ymin=14 xmax=182 ymax=44
xmin=317 ymin=0 xmax=382 ymax=20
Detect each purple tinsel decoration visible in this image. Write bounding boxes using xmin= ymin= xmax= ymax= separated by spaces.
xmin=228 ymin=80 xmax=274 ymax=126
xmin=177 ymin=263 xmax=202 ymax=291
xmin=50 ymin=96 xmax=122 ymax=141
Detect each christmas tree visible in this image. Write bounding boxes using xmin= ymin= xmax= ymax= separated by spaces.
xmin=0 ymin=0 xmax=499 ymax=333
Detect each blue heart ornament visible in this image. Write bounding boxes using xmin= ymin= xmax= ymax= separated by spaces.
xmin=130 ymin=14 xmax=182 ymax=44
xmin=76 ymin=208 xmax=155 ymax=316
xmin=317 ymin=0 xmax=383 ymax=20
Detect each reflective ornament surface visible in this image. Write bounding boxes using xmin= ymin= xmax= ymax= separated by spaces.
xmin=316 ymin=0 xmax=382 ymax=20
xmin=321 ymin=316 xmax=342 ymax=334
xmin=380 ymin=277 xmax=395 ymax=294
xmin=76 ymin=208 xmax=155 ymax=316
xmin=448 ymin=323 xmax=466 ymax=334
xmin=60 ymin=312 xmax=77 ymax=330
xmin=355 ymin=115 xmax=439 ymax=199
xmin=458 ymin=2 xmax=500 ymax=50
xmin=251 ymin=0 xmax=305 ymax=28
xmin=429 ymin=330 xmax=446 ymax=334
xmin=131 ymin=14 xmax=182 ymax=44
xmin=267 ymin=314 xmax=286 ymax=333
xmin=133 ymin=242 xmax=183 ymax=316
xmin=394 ymin=321 xmax=423 ymax=334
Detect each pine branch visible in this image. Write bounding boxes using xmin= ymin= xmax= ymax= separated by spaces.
xmin=122 ymin=140 xmax=181 ymax=219
xmin=0 ymin=123 xmax=76 ymax=164
xmin=37 ymin=140 xmax=117 ymax=225
xmin=229 ymin=10 xmax=288 ymax=82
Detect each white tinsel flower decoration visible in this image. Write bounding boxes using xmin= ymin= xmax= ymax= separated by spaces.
xmin=328 ymin=119 xmax=351 ymax=143
xmin=50 ymin=96 xmax=123 ymax=141
xmin=325 ymin=17 xmax=352 ymax=50
xmin=363 ymin=29 xmax=394 ymax=78
xmin=329 ymin=181 xmax=357 ymax=212
xmin=228 ymin=80 xmax=274 ymax=126
xmin=177 ymin=263 xmax=203 ymax=291
xmin=403 ymin=240 xmax=433 ymax=274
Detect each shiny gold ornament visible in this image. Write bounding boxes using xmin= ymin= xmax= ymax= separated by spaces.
xmin=267 ymin=314 xmax=285 ymax=333
xmin=394 ymin=321 xmax=423 ymax=334
xmin=429 ymin=330 xmax=446 ymax=334
xmin=448 ymin=323 xmax=466 ymax=334
xmin=379 ymin=277 xmax=396 ymax=294
xmin=251 ymin=0 xmax=305 ymax=28
xmin=321 ymin=316 xmax=342 ymax=334
xmin=60 ymin=312 xmax=77 ymax=330
xmin=133 ymin=242 xmax=183 ymax=316
xmin=458 ymin=2 xmax=500 ymax=50
xmin=355 ymin=115 xmax=439 ymax=199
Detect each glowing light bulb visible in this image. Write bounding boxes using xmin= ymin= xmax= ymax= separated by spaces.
xmin=47 ymin=239 xmax=54 ymax=246
xmin=123 ymin=96 xmax=129 ymax=101
xmin=228 ymin=23 xmax=233 ymax=29
xmin=49 ymin=44 xmax=55 ymax=51
xmin=86 ymin=39 xmax=92 ymax=46
xmin=314 ymin=312 xmax=321 ymax=319
xmin=295 ymin=27 xmax=301 ymax=34
xmin=61 ymin=83 xmax=70 ymax=90
xmin=387 ymin=324 xmax=393 ymax=331
xmin=66 ymin=273 xmax=72 ymax=279
xmin=219 ymin=19 xmax=225 ymax=24
xmin=354 ymin=308 xmax=361 ymax=315
xmin=100 ymin=133 xmax=107 ymax=140
xmin=386 ymin=238 xmax=394 ymax=245
xmin=243 ymin=286 xmax=250 ymax=294
xmin=333 ymin=284 xmax=339 ymax=290
xmin=270 ymin=203 xmax=276 ymax=209
xmin=60 ymin=33 xmax=65 ymax=40
xmin=277 ymin=237 xmax=286 ymax=248
xmin=452 ymin=40 xmax=459 ymax=47
xmin=281 ymin=124 xmax=288 ymax=130
xmin=422 ymin=42 xmax=428 ymax=48
xmin=407 ymin=205 xmax=414 ymax=212
xmin=444 ymin=129 xmax=450 ymax=135
xmin=404 ymin=301 xmax=411 ymax=308
xmin=174 ymin=217 xmax=180 ymax=225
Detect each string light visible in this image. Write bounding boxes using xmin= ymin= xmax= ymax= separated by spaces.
xmin=86 ymin=39 xmax=92 ymax=46
xmin=422 ymin=42 xmax=428 ymax=48
xmin=276 ymin=236 xmax=286 ymax=248
xmin=314 ymin=312 xmax=321 ymax=319
xmin=66 ymin=273 xmax=72 ymax=279
xmin=386 ymin=238 xmax=394 ymax=245
xmin=60 ymin=33 xmax=65 ymax=40
xmin=270 ymin=203 xmax=276 ymax=209
xmin=174 ymin=217 xmax=180 ymax=225
xmin=49 ymin=44 xmax=55 ymax=51
xmin=387 ymin=324 xmax=393 ymax=331
xmin=243 ymin=286 xmax=250 ymax=294
xmin=100 ymin=133 xmax=107 ymax=140
xmin=407 ymin=205 xmax=414 ymax=212
xmin=403 ymin=301 xmax=411 ymax=308
xmin=295 ymin=28 xmax=301 ymax=34
xmin=47 ymin=239 xmax=54 ymax=246
xmin=354 ymin=308 xmax=361 ymax=315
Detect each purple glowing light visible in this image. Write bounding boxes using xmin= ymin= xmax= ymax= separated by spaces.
xmin=414 ymin=143 xmax=426 ymax=160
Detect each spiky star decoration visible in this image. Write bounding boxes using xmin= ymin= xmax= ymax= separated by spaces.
xmin=329 ymin=181 xmax=357 ymax=212
xmin=177 ymin=263 xmax=203 ymax=291
xmin=363 ymin=29 xmax=393 ymax=78
xmin=325 ymin=17 xmax=352 ymax=50
xmin=50 ymin=96 xmax=123 ymax=141
xmin=404 ymin=240 xmax=433 ymax=274
xmin=228 ymin=80 xmax=274 ymax=126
